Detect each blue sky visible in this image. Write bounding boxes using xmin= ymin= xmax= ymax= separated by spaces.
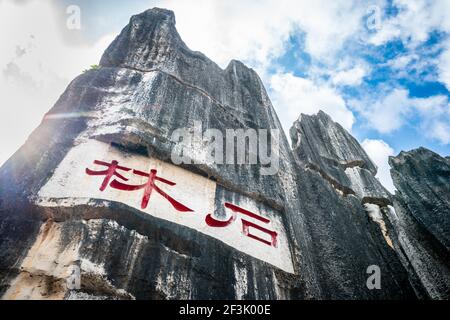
xmin=1 ymin=0 xmax=449 ymax=191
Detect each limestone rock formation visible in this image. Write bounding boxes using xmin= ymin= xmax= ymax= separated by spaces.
xmin=290 ymin=111 xmax=413 ymax=299
xmin=0 ymin=7 xmax=446 ymax=300
xmin=290 ymin=111 xmax=390 ymax=204
xmin=389 ymin=148 xmax=450 ymax=299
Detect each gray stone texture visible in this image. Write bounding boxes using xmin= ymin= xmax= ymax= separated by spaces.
xmin=0 ymin=8 xmax=446 ymax=300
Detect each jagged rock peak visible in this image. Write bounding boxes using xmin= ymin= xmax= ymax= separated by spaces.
xmin=388 ymin=146 xmax=450 ymax=298
xmin=390 ymin=147 xmax=447 ymax=166
xmin=99 ymin=7 xmax=270 ymax=110
xmin=290 ymin=110 xmax=391 ymax=204
xmin=290 ymin=110 xmax=377 ymax=174
xmin=100 ymin=8 xmax=255 ymax=77
xmin=389 ymin=146 xmax=450 ymax=250
xmin=100 ymin=8 xmax=181 ymax=69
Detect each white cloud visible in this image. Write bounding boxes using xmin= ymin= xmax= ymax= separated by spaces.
xmin=0 ymin=0 xmax=114 ymax=166
xmin=269 ymin=72 xmax=355 ymax=135
xmin=369 ymin=0 xmax=450 ymax=47
xmin=362 ymin=139 xmax=396 ymax=193
xmin=152 ymin=0 xmax=369 ymax=138
xmin=438 ymin=45 xmax=450 ymax=91
xmin=156 ymin=0 xmax=370 ymax=70
xmin=387 ymin=53 xmax=419 ymax=70
xmin=351 ymin=88 xmax=450 ymax=144
xmin=414 ymin=94 xmax=450 ymax=144
xmin=351 ymin=88 xmax=413 ymax=134
xmin=429 ymin=122 xmax=450 ymax=145
xmin=331 ymin=65 xmax=368 ymax=86
xmin=368 ymin=1 xmax=450 ymax=91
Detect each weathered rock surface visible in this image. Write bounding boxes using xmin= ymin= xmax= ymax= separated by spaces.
xmin=389 ymin=148 xmax=450 ymax=299
xmin=290 ymin=112 xmax=391 ymax=205
xmin=1 ymin=8 xmax=302 ymax=300
xmin=0 ymin=7 xmax=442 ymax=300
xmin=290 ymin=111 xmax=414 ymax=299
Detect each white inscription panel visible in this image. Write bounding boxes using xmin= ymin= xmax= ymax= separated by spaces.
xmin=37 ymin=139 xmax=294 ymax=273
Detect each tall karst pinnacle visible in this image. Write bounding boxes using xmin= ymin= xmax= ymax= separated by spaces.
xmin=389 ymin=148 xmax=450 ymax=299
xmin=0 ymin=8 xmax=447 ymax=300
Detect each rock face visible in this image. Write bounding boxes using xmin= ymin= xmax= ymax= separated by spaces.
xmin=389 ymin=148 xmax=450 ymax=299
xmin=290 ymin=112 xmax=413 ymax=299
xmin=290 ymin=112 xmax=390 ymax=205
xmin=0 ymin=7 xmax=444 ymax=300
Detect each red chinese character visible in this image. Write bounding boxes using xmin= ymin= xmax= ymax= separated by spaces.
xmin=205 ymin=202 xmax=278 ymax=247
xmin=86 ymin=160 xmax=131 ymax=191
xmin=110 ymin=168 xmax=193 ymax=212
